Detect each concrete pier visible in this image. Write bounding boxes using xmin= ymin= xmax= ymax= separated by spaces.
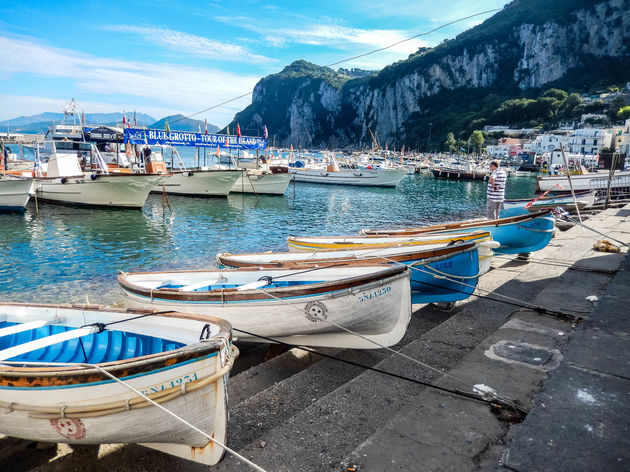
xmin=3 ymin=205 xmax=630 ymax=472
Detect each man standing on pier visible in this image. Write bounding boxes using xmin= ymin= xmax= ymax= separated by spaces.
xmin=486 ymin=161 xmax=507 ymax=219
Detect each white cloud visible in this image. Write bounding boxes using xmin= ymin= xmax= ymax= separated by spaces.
xmin=104 ymin=25 xmax=272 ymax=64
xmin=0 ymin=35 xmax=259 ymax=125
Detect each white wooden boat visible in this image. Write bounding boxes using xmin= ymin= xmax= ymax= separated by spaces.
xmin=154 ymin=168 xmax=243 ymax=197
xmin=217 ymin=241 xmax=490 ymax=304
xmin=285 ymin=231 xmax=497 ymax=276
xmin=0 ymin=177 xmax=33 ymax=211
xmin=34 ymin=141 xmax=166 ymax=208
xmin=231 ymin=167 xmax=293 ymax=195
xmin=119 ymin=265 xmax=411 ymax=349
xmin=0 ymin=303 xmax=236 ymax=465
xmin=536 ymin=170 xmax=630 ymax=192
xmin=360 ymin=211 xmax=555 ymax=255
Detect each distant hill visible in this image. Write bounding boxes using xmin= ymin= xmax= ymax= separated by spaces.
xmin=0 ymin=112 xmax=157 ymax=134
xmin=228 ymin=0 xmax=630 ymax=150
xmin=150 ymin=114 xmax=219 ymax=133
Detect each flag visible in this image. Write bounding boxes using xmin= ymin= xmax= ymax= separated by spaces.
xmin=225 ymin=135 xmax=229 ymax=147
xmin=122 ymin=112 xmax=126 ymax=127
xmin=164 ymin=117 xmax=171 ymax=133
xmin=205 ymin=118 xmax=208 ymax=135
xmin=227 ymin=125 xmax=230 ymax=135
xmin=236 ymin=123 xmax=241 ymax=138
xmin=263 ymin=125 xmax=268 ymax=139
xmin=81 ymin=111 xmax=85 ymax=125
xmin=133 ymin=111 xmax=137 ymax=126
xmin=216 ymin=145 xmax=220 ymax=158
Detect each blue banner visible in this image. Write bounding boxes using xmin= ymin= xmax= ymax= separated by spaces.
xmin=123 ymin=128 xmax=266 ymax=150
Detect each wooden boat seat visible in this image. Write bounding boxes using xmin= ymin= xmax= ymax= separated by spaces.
xmin=0 ymin=326 xmax=100 ymax=361
xmin=0 ymin=319 xmax=60 ymax=338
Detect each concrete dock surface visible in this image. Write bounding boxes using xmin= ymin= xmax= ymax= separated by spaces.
xmin=2 ymin=205 xmax=629 ymax=472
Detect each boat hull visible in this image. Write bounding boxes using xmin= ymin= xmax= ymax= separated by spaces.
xmin=154 ymin=169 xmax=242 ymax=197
xmin=119 ymin=266 xmax=412 ymax=349
xmin=0 ymin=178 xmax=33 ymax=211
xmin=289 ymin=168 xmax=407 ymax=187
xmin=0 ymin=303 xmax=234 ymax=465
xmin=35 ymin=174 xmax=165 ymax=208
xmin=231 ymin=170 xmax=293 ymax=195
xmin=536 ymin=171 xmax=630 ymax=192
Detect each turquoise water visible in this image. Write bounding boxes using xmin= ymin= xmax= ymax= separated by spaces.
xmin=0 ymin=174 xmax=536 ymax=305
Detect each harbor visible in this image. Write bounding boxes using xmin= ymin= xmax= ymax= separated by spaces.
xmin=2 ymin=192 xmax=628 ymax=471
xmin=2 ymin=0 xmax=630 ymax=469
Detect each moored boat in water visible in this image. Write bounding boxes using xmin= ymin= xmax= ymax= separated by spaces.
xmin=0 ymin=302 xmax=236 ymax=465
xmin=118 ymin=265 xmax=412 ymax=349
xmin=0 ymin=176 xmax=33 ymax=211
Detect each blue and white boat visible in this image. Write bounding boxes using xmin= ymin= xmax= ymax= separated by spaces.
xmin=0 ymin=303 xmax=236 ymax=465
xmin=217 ymin=241 xmax=483 ymax=304
xmin=360 ymin=210 xmax=555 ymax=255
xmin=119 ymin=265 xmax=412 ymax=349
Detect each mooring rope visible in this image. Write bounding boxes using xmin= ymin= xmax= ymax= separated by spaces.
xmin=251 ymin=284 xmax=527 ymax=416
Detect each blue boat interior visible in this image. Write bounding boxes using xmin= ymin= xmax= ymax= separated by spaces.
xmin=157 ymin=280 xmax=319 ymax=291
xmin=0 ymin=321 xmax=183 ymax=364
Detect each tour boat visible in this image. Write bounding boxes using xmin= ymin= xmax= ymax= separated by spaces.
xmin=118 ymin=265 xmax=411 ymax=349
xmin=359 ymin=210 xmax=555 ymax=255
xmin=0 ymin=302 xmax=236 ymax=465
xmin=34 ymin=141 xmax=166 ymax=208
xmin=218 ymin=240 xmax=485 ymax=304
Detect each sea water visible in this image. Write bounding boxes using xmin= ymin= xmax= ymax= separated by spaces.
xmin=0 ymin=174 xmax=536 ymax=305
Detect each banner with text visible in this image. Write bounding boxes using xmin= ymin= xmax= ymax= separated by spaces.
xmin=123 ymin=128 xmax=266 ymax=150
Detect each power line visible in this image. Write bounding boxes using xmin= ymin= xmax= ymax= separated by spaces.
xmin=169 ymin=8 xmax=502 ymax=127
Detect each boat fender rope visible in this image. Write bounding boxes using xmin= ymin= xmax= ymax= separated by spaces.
xmin=60 ymin=405 xmax=66 ymax=419
xmin=124 ymin=398 xmax=131 ymax=411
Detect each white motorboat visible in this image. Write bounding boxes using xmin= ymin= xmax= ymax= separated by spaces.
xmin=289 ymin=157 xmax=407 ymax=187
xmin=34 ymin=141 xmax=166 ymax=209
xmin=0 ymin=177 xmax=34 ymax=211
xmin=536 ymin=170 xmax=630 ymax=192
xmin=155 ymin=168 xmax=243 ymax=197
xmin=231 ymin=167 xmax=293 ymax=195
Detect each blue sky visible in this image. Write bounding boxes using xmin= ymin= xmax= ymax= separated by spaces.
xmin=0 ymin=0 xmax=506 ymax=127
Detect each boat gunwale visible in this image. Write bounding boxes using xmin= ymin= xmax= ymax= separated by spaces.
xmin=117 ymin=265 xmax=408 ymax=302
xmin=217 ymin=241 xmax=478 ymax=269
xmin=360 ymin=210 xmax=553 ymax=235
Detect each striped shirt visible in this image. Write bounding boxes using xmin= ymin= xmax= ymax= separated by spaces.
xmin=487 ymin=168 xmax=507 ymax=202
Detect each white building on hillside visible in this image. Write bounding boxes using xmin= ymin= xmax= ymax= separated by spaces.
xmin=524 ymin=134 xmax=570 ymax=155
xmin=568 ymin=128 xmax=612 ymax=155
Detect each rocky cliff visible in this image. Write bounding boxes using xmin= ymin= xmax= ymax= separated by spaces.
xmin=229 ymin=0 xmax=630 ymax=149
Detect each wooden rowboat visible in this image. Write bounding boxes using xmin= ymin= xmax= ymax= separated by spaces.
xmin=0 ymin=303 xmax=235 ymax=465
xmin=359 ymin=210 xmax=555 ymax=255
xmin=217 ymin=241 xmax=483 ymax=304
xmin=118 ymin=265 xmax=411 ymax=349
